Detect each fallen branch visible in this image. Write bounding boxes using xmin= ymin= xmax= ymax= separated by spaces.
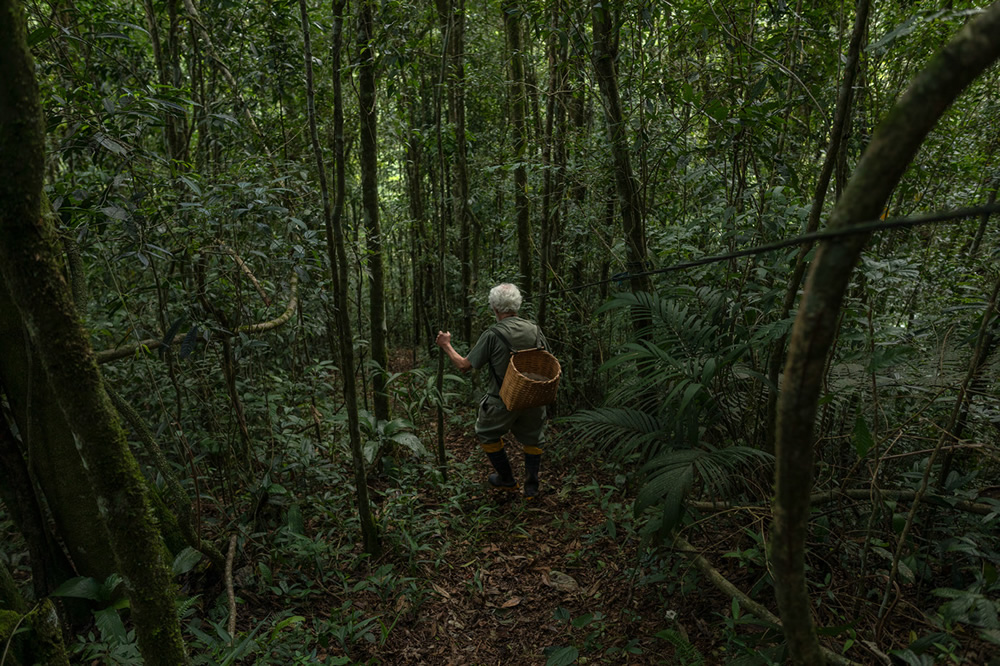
xmin=674 ymin=535 xmax=886 ymax=666
xmin=96 ymin=336 xmax=173 ymax=363
xmin=689 ymin=488 xmax=996 ymax=516
xmin=226 ymin=534 xmax=238 ymax=641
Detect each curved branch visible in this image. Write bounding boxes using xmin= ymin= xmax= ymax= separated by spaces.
xmin=96 ymin=271 xmax=299 ymax=363
xmin=773 ymin=7 xmax=1000 ymax=664
xmin=218 ymin=243 xmax=271 ymax=306
xmin=237 ymin=272 xmax=298 ymax=333
xmin=673 ymin=536 xmax=876 ymax=666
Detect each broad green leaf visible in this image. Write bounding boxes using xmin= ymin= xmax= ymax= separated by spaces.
xmin=391 ymin=432 xmax=427 ymax=457
xmin=28 ymin=26 xmax=57 ymax=47
xmin=172 ymin=547 xmax=203 ymax=575
xmin=545 ymin=646 xmax=579 ymax=666
xmin=94 ymin=607 xmax=127 ymax=644
xmin=854 ymin=415 xmax=874 ymax=458
xmin=52 ymin=576 xmax=103 ymax=601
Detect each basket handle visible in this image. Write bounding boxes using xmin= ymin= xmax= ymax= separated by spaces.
xmin=509 ymin=347 xmax=543 ymax=355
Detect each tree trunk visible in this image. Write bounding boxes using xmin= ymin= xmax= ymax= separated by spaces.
xmin=503 ymin=0 xmax=532 ymax=296
xmin=405 ymin=88 xmax=429 ymax=362
xmin=539 ymin=0 xmax=569 ymax=328
xmin=448 ymin=0 xmax=472 ymax=344
xmin=0 ymin=1 xmax=189 ymax=661
xmin=358 ymin=0 xmax=390 ymax=422
xmin=773 ymin=8 xmax=1000 ymax=663
xmin=315 ymin=0 xmax=380 ymax=556
xmin=591 ymin=1 xmax=650 ymax=309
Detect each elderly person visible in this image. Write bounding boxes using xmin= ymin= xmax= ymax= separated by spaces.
xmin=436 ymin=283 xmax=547 ymax=499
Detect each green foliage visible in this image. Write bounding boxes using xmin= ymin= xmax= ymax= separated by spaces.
xmin=4 ymin=0 xmax=1000 ymax=661
xmin=564 ymin=287 xmax=772 ymax=541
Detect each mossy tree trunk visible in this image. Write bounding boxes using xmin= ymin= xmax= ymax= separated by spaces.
xmin=773 ymin=6 xmax=1000 ymax=663
xmin=0 ymin=0 xmax=189 ymax=662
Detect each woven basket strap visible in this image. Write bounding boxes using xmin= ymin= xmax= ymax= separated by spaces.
xmin=487 ymin=327 xmax=513 ymax=393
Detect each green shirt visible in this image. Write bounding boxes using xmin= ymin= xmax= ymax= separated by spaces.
xmin=467 ymin=316 xmax=548 ymax=396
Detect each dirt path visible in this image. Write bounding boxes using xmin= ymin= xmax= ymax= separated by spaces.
xmin=362 ymin=430 xmax=700 ymax=665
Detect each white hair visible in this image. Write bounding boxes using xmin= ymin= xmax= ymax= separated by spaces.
xmin=489 ymin=283 xmax=522 ymax=314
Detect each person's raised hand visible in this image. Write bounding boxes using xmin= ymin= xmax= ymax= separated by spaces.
xmin=435 ymin=331 xmax=451 ymax=348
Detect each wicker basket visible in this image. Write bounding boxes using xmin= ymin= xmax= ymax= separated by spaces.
xmin=499 ymin=348 xmax=562 ymax=410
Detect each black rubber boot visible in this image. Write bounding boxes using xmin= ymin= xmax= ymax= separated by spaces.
xmin=524 ymin=453 xmax=541 ymax=500
xmin=485 ymin=449 xmax=518 ymax=490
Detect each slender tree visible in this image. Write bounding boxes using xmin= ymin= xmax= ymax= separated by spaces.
xmin=773 ymin=7 xmax=1000 ymax=663
xmin=300 ymin=0 xmax=380 ymax=557
xmin=503 ymin=0 xmax=532 ymax=295
xmin=538 ymin=0 xmax=569 ymax=327
xmin=591 ymin=1 xmax=651 ymax=306
xmin=448 ymin=0 xmax=472 ymax=343
xmin=357 ymin=0 xmax=391 ymax=422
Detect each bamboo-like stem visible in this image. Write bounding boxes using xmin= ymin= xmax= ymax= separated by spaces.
xmin=299 ymin=0 xmax=379 ymax=556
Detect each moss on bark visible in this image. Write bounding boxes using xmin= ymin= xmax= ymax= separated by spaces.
xmin=0 ymin=0 xmax=189 ymax=662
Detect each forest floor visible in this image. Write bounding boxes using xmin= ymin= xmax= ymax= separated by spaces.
xmin=306 ymin=420 xmax=995 ymax=666
xmin=26 ymin=357 xmax=993 ymax=664
xmin=336 ymin=424 xmax=723 ymax=666
xmin=211 ymin=348 xmax=997 ymax=666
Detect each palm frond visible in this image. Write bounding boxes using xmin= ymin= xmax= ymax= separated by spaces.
xmin=561 ymin=407 xmax=663 ymax=460
xmin=635 ymin=446 xmax=775 ymax=540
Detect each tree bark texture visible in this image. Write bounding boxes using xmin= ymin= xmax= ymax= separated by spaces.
xmin=773 ymin=6 xmax=1000 ymax=664
xmin=0 ymin=1 xmax=189 ymax=662
xmin=503 ymin=0 xmax=532 ymax=295
xmin=591 ymin=2 xmax=651 ymax=307
xmin=358 ymin=0 xmax=390 ymax=422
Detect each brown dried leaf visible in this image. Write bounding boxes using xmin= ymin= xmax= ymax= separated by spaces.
xmin=501 ymin=596 xmax=521 ymax=608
